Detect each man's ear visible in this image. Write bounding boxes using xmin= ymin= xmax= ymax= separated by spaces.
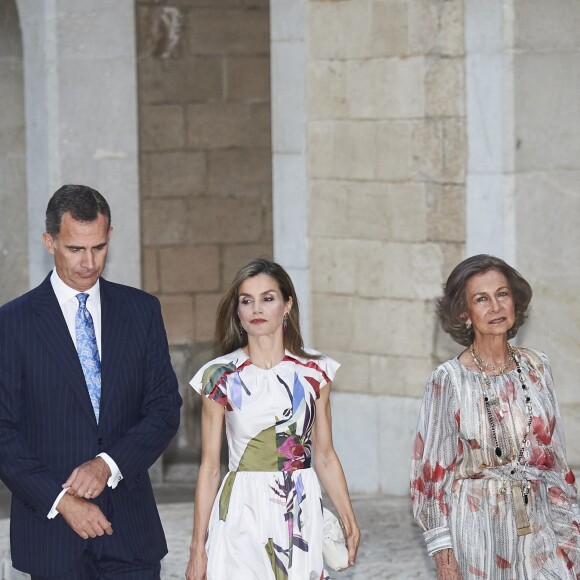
xmin=43 ymin=232 xmax=56 ymax=255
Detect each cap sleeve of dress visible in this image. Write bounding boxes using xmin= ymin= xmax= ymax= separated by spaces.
xmin=189 ymin=352 xmax=244 ymax=407
xmin=303 ymin=349 xmax=340 ymax=389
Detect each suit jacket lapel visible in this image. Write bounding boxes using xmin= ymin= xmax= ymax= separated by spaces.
xmin=99 ymin=278 xmax=128 ymax=420
xmin=32 ymin=275 xmax=97 ymax=425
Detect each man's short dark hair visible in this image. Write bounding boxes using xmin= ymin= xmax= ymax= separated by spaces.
xmin=45 ymin=184 xmax=111 ymax=236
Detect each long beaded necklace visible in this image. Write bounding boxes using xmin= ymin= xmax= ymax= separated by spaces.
xmin=469 ymin=343 xmax=533 ymax=470
xmin=470 ymin=343 xmax=534 ymax=535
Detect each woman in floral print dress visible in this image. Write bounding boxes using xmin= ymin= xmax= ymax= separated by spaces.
xmin=185 ymin=259 xmax=359 ymax=580
xmin=410 ymin=255 xmax=580 ymax=579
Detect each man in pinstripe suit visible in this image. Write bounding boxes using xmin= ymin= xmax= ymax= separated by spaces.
xmin=0 ymin=185 xmax=182 ymax=579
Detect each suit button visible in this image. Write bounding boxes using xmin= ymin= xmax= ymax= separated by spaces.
xmin=97 ymin=437 xmax=103 ymax=446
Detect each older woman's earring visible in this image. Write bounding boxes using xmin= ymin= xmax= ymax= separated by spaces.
xmin=283 ymin=313 xmax=288 ymax=333
xmin=465 ymin=321 xmax=472 ymax=329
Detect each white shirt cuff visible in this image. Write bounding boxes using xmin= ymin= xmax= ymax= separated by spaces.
xmin=47 ymin=488 xmax=67 ymax=519
xmin=97 ymin=453 xmax=123 ymax=488
xmin=424 ymin=526 xmax=453 ymax=557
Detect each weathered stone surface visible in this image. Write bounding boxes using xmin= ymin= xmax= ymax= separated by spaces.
xmin=0 ymin=9 xmax=27 ymax=308
xmin=194 ymin=293 xmax=222 ymax=341
xmin=142 ymin=246 xmax=159 ymax=293
xmin=426 ymin=184 xmax=466 ymax=242
xmin=270 ymin=42 xmax=306 ymax=153
xmin=221 ymin=243 xmax=273 ymax=290
xmin=307 ymin=60 xmax=347 ymax=120
xmin=310 ymin=240 xmax=358 ymax=296
xmin=441 ymin=0 xmax=465 ymax=56
xmin=311 ymin=180 xmax=429 ymax=242
xmin=142 ymin=199 xmax=191 ymax=246
xmin=411 ymin=119 xmax=444 ymax=182
xmin=514 ymin=0 xmax=580 ymax=51
xmin=346 ymin=57 xmax=425 ymax=119
xmin=425 ymin=57 xmax=465 ymax=117
xmin=137 ymin=5 xmax=185 ymax=60
xmin=328 ymin=350 xmax=433 ymax=399
xmin=159 ymin=294 xmax=194 ymax=345
xmin=140 ymin=104 xmax=186 ymax=151
xmin=207 ymin=148 xmax=272 ymax=198
xmin=514 ymin=51 xmax=580 ymax=172
xmin=227 ymin=55 xmax=270 ymax=102
xmin=309 ymin=121 xmax=375 ymax=180
xmin=311 ymin=238 xmax=443 ymax=301
xmin=186 ymin=103 xmax=246 ymax=149
xmin=443 ymin=116 xmax=466 ymax=183
xmin=355 ymin=241 xmax=444 ymax=300
xmin=184 ymin=7 xmax=270 ymax=56
xmin=375 ymin=120 xmax=412 ymax=182
xmin=245 ymin=103 xmax=272 ymax=148
xmin=141 ymin=151 xmax=207 ymax=198
xmin=138 ymin=56 xmax=224 ymax=105
xmin=312 ymin=294 xmax=435 ymax=357
xmin=408 ymin=0 xmax=439 ymax=55
xmin=159 ymin=245 xmax=220 ymax=293
xmin=370 ymin=0 xmax=409 ymax=57
xmin=187 ymin=198 xmax=264 ymax=243
xmin=309 ymin=0 xmax=373 ymax=60
xmin=370 ymin=355 xmax=434 ymax=398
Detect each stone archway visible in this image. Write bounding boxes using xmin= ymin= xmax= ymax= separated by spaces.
xmin=0 ymin=0 xmax=28 ymax=306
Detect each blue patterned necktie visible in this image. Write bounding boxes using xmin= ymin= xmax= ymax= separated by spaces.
xmin=75 ymin=293 xmax=101 ymax=422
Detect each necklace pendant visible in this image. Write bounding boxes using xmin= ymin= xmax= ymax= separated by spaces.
xmin=495 ymin=446 xmax=502 ymax=458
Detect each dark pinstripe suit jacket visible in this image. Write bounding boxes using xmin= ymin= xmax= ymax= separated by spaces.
xmin=0 ymin=274 xmax=182 ymax=576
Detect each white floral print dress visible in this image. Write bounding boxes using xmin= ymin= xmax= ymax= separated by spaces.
xmin=410 ymin=348 xmax=580 ymax=578
xmin=190 ymin=348 xmax=339 ymax=580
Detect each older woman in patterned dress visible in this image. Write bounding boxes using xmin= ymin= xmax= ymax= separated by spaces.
xmin=411 ymin=254 xmax=580 ymax=579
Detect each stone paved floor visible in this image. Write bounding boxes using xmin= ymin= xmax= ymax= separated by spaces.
xmin=1 ymin=491 xmax=435 ymax=579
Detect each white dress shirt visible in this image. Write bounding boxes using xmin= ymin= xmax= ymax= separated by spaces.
xmin=47 ymin=269 xmax=123 ymax=518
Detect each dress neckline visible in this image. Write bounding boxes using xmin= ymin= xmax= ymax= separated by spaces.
xmin=237 ymin=348 xmax=294 ymax=372
xmin=453 ymin=356 xmax=519 ymax=378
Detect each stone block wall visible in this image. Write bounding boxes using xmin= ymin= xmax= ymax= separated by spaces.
xmin=304 ymin=0 xmax=467 ymax=494
xmin=308 ymin=0 xmax=466 ymax=399
xmin=136 ymin=0 xmax=273 ymax=465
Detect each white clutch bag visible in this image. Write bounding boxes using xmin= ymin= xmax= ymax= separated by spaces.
xmin=322 ymin=507 xmax=349 ymax=572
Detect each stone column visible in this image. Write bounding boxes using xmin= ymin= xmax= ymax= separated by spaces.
xmin=465 ymin=0 xmax=580 ymax=467
xmin=465 ymin=0 xmax=516 ymax=261
xmin=270 ymin=0 xmax=311 ymax=344
xmin=16 ymin=0 xmax=141 ymax=289
xmin=0 ymin=0 xmax=28 ymax=307
xmin=510 ymin=1 xmax=580 ymax=465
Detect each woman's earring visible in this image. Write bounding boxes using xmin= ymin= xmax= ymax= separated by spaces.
xmin=282 ymin=313 xmax=288 ymax=333
xmin=465 ymin=320 xmax=472 ymax=329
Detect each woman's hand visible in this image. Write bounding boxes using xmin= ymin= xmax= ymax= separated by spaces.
xmin=185 ymin=547 xmax=207 ymax=580
xmin=343 ymin=515 xmax=361 ymax=567
xmin=434 ymin=549 xmax=461 ymax=580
